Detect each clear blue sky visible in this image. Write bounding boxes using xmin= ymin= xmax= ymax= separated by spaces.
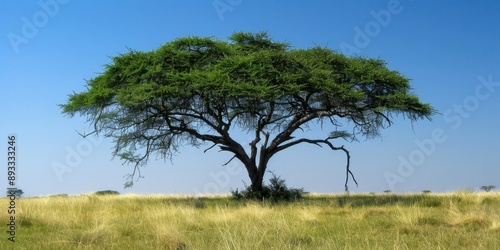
xmin=1 ymin=1 xmax=499 ymax=196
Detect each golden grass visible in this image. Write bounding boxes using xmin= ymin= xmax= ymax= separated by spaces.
xmin=1 ymin=192 xmax=499 ymax=249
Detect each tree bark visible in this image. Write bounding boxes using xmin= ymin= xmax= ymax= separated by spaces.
xmin=242 ymin=161 xmax=266 ymax=192
xmin=250 ymin=170 xmax=264 ymax=191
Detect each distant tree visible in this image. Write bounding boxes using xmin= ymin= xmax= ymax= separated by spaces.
xmin=383 ymin=190 xmax=392 ymax=194
xmin=480 ymin=185 xmax=496 ymax=192
xmin=6 ymin=189 xmax=23 ymax=197
xmin=50 ymin=194 xmax=69 ymax=197
xmin=61 ymin=32 xmax=434 ymax=196
xmin=94 ymin=190 xmax=120 ymax=195
xmin=422 ymin=190 xmax=432 ymax=194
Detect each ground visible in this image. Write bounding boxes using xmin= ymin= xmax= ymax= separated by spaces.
xmin=2 ymin=192 xmax=499 ymax=249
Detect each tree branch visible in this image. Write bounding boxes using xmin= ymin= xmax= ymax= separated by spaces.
xmin=75 ymin=129 xmax=98 ymax=138
xmin=222 ymin=155 xmax=237 ymax=166
xmin=204 ymin=143 xmax=218 ymax=153
xmin=272 ymin=137 xmax=358 ymax=191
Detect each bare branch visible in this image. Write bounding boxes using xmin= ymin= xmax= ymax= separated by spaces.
xmin=75 ymin=129 xmax=98 ymax=138
xmin=271 ymin=136 xmax=358 ymax=191
xmin=204 ymin=143 xmax=218 ymax=153
xmin=222 ymin=155 xmax=237 ymax=166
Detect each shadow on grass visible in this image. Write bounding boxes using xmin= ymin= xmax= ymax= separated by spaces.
xmin=320 ymin=194 xmax=447 ymax=208
xmin=150 ymin=193 xmax=453 ymax=209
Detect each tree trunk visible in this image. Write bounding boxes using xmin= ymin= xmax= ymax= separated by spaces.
xmin=242 ymin=146 xmax=271 ymax=195
xmin=247 ymin=160 xmax=269 ymax=193
xmin=250 ymin=170 xmax=264 ymax=191
xmin=243 ymin=161 xmax=266 ymax=193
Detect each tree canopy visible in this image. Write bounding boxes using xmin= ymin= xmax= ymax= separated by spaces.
xmin=7 ymin=189 xmax=24 ymax=197
xmin=480 ymin=185 xmax=496 ymax=192
xmin=61 ymin=32 xmax=434 ymax=193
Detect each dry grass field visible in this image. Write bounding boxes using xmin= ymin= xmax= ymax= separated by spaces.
xmin=2 ymin=192 xmax=499 ymax=249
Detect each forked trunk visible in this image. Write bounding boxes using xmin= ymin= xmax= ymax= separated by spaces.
xmin=244 ymin=162 xmax=266 ymax=193
xmin=243 ymin=148 xmax=271 ymax=195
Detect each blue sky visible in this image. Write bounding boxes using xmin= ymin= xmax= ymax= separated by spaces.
xmin=1 ymin=1 xmax=499 ymax=196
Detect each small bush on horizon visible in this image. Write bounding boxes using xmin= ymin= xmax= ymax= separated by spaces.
xmin=50 ymin=194 xmax=69 ymax=197
xmin=231 ymin=172 xmax=304 ymax=202
xmin=94 ymin=190 xmax=120 ymax=196
xmin=423 ymin=190 xmax=432 ymax=194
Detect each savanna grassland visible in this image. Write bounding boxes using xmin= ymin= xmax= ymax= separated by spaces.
xmin=2 ymin=192 xmax=500 ymax=249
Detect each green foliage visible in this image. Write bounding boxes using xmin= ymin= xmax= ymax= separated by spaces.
xmin=422 ymin=190 xmax=432 ymax=194
xmin=329 ymin=130 xmax=353 ymax=140
xmin=123 ymin=181 xmax=133 ymax=189
xmin=94 ymin=190 xmax=120 ymax=196
xmin=231 ymin=172 xmax=304 ymax=202
xmin=61 ymin=31 xmax=435 ymax=188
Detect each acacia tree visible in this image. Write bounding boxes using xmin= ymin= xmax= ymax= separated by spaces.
xmin=6 ymin=189 xmax=24 ymax=197
xmin=480 ymin=185 xmax=496 ymax=192
xmin=61 ymin=32 xmax=434 ymax=193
